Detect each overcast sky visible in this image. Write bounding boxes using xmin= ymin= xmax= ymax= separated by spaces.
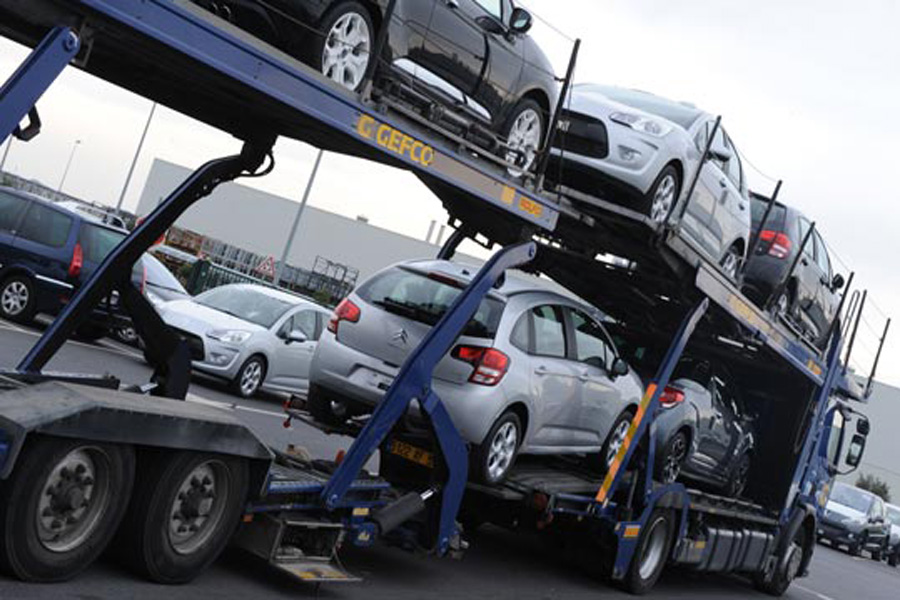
xmin=0 ymin=0 xmax=896 ymax=384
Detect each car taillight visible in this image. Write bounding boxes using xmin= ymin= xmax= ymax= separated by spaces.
xmin=659 ymin=385 xmax=686 ymax=408
xmin=758 ymin=230 xmax=792 ymax=259
xmin=452 ymin=345 xmax=510 ymax=386
xmin=328 ymin=298 xmax=360 ymax=334
xmin=68 ymin=242 xmax=83 ymax=278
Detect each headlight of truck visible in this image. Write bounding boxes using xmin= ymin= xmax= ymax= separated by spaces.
xmin=610 ymin=112 xmax=672 ymax=137
xmin=207 ymin=330 xmax=252 ymax=344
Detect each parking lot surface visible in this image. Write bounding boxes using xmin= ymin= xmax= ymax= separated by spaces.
xmin=0 ymin=321 xmax=896 ymax=600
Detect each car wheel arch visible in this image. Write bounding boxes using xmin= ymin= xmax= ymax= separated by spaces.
xmin=504 ymin=402 xmax=529 ymax=444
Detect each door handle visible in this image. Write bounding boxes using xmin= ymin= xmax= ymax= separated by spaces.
xmin=801 ymin=257 xmax=809 ymax=266
xmin=445 ymin=0 xmax=459 ymax=8
xmin=578 ymin=372 xmax=590 ymax=382
xmin=719 ymin=178 xmax=728 ymax=189
xmin=535 ymin=366 xmax=549 ymax=376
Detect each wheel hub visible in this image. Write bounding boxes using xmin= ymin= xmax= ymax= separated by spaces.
xmin=1 ymin=281 xmax=29 ymax=315
xmin=168 ymin=461 xmax=228 ymax=555
xmin=505 ymin=109 xmax=542 ymax=175
xmin=322 ymin=13 xmax=371 ymax=91
xmin=487 ymin=422 xmax=518 ymax=481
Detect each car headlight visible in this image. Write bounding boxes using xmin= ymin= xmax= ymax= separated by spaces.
xmin=610 ymin=112 xmax=672 ymax=137
xmin=207 ymin=329 xmax=252 ymax=344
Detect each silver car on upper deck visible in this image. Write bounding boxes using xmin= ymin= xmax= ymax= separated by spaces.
xmin=550 ymin=84 xmax=752 ymax=279
xmin=308 ymin=259 xmax=643 ymax=484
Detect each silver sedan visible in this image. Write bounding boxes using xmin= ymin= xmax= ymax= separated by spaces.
xmin=158 ymin=283 xmax=331 ymax=398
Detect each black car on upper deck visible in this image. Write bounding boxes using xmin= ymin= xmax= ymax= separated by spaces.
xmin=191 ymin=0 xmax=559 ymax=173
xmin=743 ymin=193 xmax=844 ymax=347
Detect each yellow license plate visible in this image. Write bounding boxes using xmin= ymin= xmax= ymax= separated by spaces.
xmin=390 ymin=440 xmax=434 ymax=468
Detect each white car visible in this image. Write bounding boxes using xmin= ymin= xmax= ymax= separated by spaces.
xmin=551 ymin=84 xmax=751 ymax=279
xmin=158 ymin=283 xmax=331 ymax=398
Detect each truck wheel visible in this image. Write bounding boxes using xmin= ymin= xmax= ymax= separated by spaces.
xmin=0 ymin=274 xmax=37 ymax=324
xmin=0 ymin=436 xmax=135 ymax=582
xmin=622 ymin=508 xmax=674 ymax=595
xmin=754 ymin=524 xmax=809 ymax=596
xmin=117 ymin=451 xmax=249 ymax=584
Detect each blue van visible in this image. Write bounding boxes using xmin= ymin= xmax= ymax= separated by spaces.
xmin=0 ymin=186 xmax=129 ymax=336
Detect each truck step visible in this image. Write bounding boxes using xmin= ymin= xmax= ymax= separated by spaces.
xmin=271 ymin=558 xmax=361 ymax=583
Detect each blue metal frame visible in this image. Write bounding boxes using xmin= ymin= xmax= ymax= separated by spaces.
xmin=0 ymin=26 xmax=79 ymax=144
xmin=322 ymin=242 xmax=537 ymax=554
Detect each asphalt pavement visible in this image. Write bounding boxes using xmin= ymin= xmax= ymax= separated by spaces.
xmin=0 ymin=319 xmax=897 ymax=600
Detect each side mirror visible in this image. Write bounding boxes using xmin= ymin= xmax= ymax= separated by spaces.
xmin=832 ymin=274 xmax=845 ymax=291
xmin=285 ymin=329 xmax=308 ymax=344
xmin=708 ymin=147 xmax=733 ymax=164
xmin=611 ymin=357 xmax=630 ymax=378
xmin=510 ymin=7 xmax=533 ymax=34
xmin=845 ymin=433 xmax=866 ymax=468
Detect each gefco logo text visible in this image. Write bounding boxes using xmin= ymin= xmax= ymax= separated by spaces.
xmin=356 ymin=115 xmax=435 ymax=167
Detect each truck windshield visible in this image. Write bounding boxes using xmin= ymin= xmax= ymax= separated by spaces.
xmin=830 ymin=483 xmax=874 ymax=514
xmin=357 ymin=266 xmax=504 ymax=338
xmin=195 ymin=286 xmax=295 ymax=328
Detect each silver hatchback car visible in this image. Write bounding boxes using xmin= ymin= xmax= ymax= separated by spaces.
xmin=158 ymin=284 xmax=331 ymax=398
xmin=309 ymin=260 xmax=644 ymax=483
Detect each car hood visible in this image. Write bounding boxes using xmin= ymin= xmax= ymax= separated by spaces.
xmin=567 ymin=86 xmax=684 ymax=133
xmin=824 ymin=500 xmax=866 ymax=521
xmin=160 ymin=299 xmax=266 ymax=336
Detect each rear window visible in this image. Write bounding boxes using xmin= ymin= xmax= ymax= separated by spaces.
xmin=357 ymin=267 xmax=504 ymax=338
xmin=0 ymin=190 xmax=29 ymax=234
xmin=79 ymin=223 xmax=127 ymax=264
xmin=141 ymin=254 xmax=187 ymax=294
xmin=750 ymin=197 xmax=787 ymax=230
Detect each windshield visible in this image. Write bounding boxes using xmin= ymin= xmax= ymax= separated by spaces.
xmin=142 ymin=254 xmax=187 ymax=294
xmin=887 ymin=506 xmax=900 ymax=526
xmin=830 ymin=483 xmax=874 ymax=514
xmin=195 ymin=286 xmax=294 ymax=328
xmin=79 ymin=223 xmax=126 ymax=264
xmin=580 ymin=84 xmax=702 ymax=129
xmin=357 ymin=266 xmax=504 ymax=338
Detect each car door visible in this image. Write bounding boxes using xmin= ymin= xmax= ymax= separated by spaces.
xmin=719 ymin=131 xmax=750 ymax=250
xmin=697 ymin=127 xmax=746 ymax=262
xmin=685 ymin=361 xmax=721 ymax=474
xmin=811 ymin=231 xmax=838 ymax=336
xmin=267 ymin=308 xmax=320 ymax=390
xmin=793 ymin=216 xmax=821 ymax=326
xmin=682 ymin=120 xmax=723 ymax=258
xmin=468 ymin=0 xmax=524 ymax=125
xmin=567 ymin=308 xmax=626 ymax=448
xmin=522 ymin=304 xmax=581 ymax=448
xmin=420 ymin=0 xmax=489 ymax=107
xmin=11 ymin=201 xmax=75 ymax=287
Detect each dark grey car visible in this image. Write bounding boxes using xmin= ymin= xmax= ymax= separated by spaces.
xmin=743 ymin=194 xmax=845 ymax=347
xmin=654 ymin=358 xmax=755 ymax=498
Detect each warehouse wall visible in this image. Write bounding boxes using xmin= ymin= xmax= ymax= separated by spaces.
xmin=838 ymin=380 xmax=900 ymax=500
xmin=136 ymin=159 xmax=476 ymax=281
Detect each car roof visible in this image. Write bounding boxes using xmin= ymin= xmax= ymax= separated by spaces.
xmin=208 ymin=283 xmax=328 ymax=310
xmin=400 ymin=259 xmax=559 ymax=297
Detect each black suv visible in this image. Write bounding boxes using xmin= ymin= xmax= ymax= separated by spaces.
xmin=192 ymin=0 xmax=558 ymax=172
xmin=0 ymin=187 xmax=129 ymax=337
xmin=743 ymin=193 xmax=844 ymax=346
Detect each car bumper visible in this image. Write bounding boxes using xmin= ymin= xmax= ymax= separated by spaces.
xmin=310 ymin=333 xmax=505 ymax=445
xmin=818 ymin=521 xmax=861 ymax=546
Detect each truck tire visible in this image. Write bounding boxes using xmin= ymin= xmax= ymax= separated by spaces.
xmin=117 ymin=451 xmax=249 ymax=584
xmin=754 ymin=520 xmax=810 ymax=596
xmin=0 ymin=436 xmax=135 ymax=582
xmin=621 ymin=508 xmax=675 ymax=595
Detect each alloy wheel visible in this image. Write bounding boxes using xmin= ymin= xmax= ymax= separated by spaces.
xmin=661 ymin=435 xmax=687 ymax=483
xmin=650 ymin=174 xmax=677 ymax=224
xmin=720 ymin=247 xmax=741 ymax=280
xmin=1 ymin=280 xmax=29 ymax=316
xmin=239 ymin=361 xmax=263 ymax=396
xmin=167 ymin=460 xmax=230 ymax=556
xmin=321 ymin=12 xmax=371 ymax=91
xmin=36 ymin=447 xmax=113 ymax=554
xmin=505 ymin=108 xmax=543 ymax=176
xmin=486 ymin=421 xmax=518 ymax=482
xmin=605 ymin=419 xmax=632 ymax=469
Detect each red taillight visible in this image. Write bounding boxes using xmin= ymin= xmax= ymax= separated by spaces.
xmin=328 ymin=298 xmax=360 ymax=334
xmin=452 ymin=345 xmax=510 ymax=386
xmin=68 ymin=242 xmax=83 ymax=278
xmin=659 ymin=385 xmax=686 ymax=408
xmin=758 ymin=230 xmax=792 ymax=259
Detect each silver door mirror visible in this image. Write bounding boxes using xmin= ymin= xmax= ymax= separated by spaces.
xmin=708 ymin=147 xmax=733 ymax=164
xmin=285 ymin=329 xmax=308 ymax=344
xmin=510 ymin=8 xmax=533 ymax=33
xmin=611 ymin=357 xmax=630 ymax=378
xmin=832 ymin=274 xmax=845 ymax=291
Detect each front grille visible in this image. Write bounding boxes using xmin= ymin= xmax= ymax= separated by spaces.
xmin=553 ymin=111 xmax=609 ymax=159
xmin=171 ymin=328 xmax=205 ymax=361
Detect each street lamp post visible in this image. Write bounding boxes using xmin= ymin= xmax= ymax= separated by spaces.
xmin=0 ymin=137 xmax=13 ymax=174
xmin=57 ymin=139 xmax=82 ymax=193
xmin=116 ymin=102 xmax=157 ymax=214
xmin=276 ymin=149 xmax=325 ymax=285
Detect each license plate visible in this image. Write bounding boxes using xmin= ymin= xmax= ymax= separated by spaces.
xmin=389 ymin=440 xmax=434 ymax=468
